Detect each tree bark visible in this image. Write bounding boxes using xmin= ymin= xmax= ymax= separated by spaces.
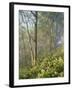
xmin=26 ymin=23 xmax=34 ymax=66
xmin=34 ymin=11 xmax=38 ymax=66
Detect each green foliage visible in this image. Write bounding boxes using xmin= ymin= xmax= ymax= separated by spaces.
xmin=19 ymin=53 xmax=64 ymax=79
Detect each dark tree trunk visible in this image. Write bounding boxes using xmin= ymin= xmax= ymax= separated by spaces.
xmin=34 ymin=11 xmax=38 ymax=66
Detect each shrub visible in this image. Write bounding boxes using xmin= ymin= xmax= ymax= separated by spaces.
xmin=19 ymin=54 xmax=64 ymax=79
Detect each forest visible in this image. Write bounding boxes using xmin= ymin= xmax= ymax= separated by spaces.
xmin=19 ymin=10 xmax=64 ymax=79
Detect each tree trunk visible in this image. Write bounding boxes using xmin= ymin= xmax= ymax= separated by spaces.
xmin=26 ymin=23 xmax=34 ymax=66
xmin=22 ymin=31 xmax=27 ymax=66
xmin=33 ymin=11 xmax=38 ymax=66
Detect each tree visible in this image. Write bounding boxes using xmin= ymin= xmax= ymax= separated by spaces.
xmin=19 ymin=10 xmax=38 ymax=66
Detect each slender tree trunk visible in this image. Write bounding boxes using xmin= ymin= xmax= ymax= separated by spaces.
xmin=49 ymin=20 xmax=54 ymax=53
xmin=34 ymin=11 xmax=38 ymax=66
xmin=22 ymin=32 xmax=26 ymax=66
xmin=26 ymin=23 xmax=34 ymax=66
